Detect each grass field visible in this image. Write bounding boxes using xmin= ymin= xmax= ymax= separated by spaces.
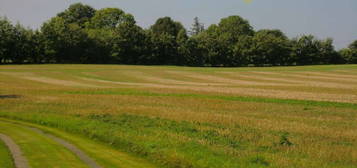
xmin=0 ymin=64 xmax=357 ymax=168
xmin=0 ymin=136 xmax=14 ymax=168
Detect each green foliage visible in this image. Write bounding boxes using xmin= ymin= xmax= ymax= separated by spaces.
xmin=148 ymin=31 xmax=178 ymax=65
xmin=147 ymin=17 xmax=190 ymax=65
xmin=178 ymin=38 xmax=205 ymax=66
xmin=349 ymin=40 xmax=357 ymax=50
xmin=232 ymin=35 xmax=253 ymax=66
xmin=319 ymin=38 xmax=342 ymax=64
xmin=150 ymin=17 xmax=185 ymax=38
xmin=189 ymin=17 xmax=204 ymax=36
xmin=146 ymin=17 xmax=189 ymax=65
xmin=0 ymin=3 xmax=354 ymax=66
xmin=0 ymin=17 xmax=16 ymax=63
xmin=24 ymin=30 xmax=46 ymax=63
xmin=291 ymin=35 xmax=321 ymax=65
xmin=57 ymin=3 xmax=96 ymax=27
xmin=250 ymin=29 xmax=292 ymax=66
xmin=195 ymin=25 xmax=229 ymax=66
xmin=111 ymin=22 xmax=148 ymax=64
xmin=291 ymin=35 xmax=342 ymax=65
xmin=83 ymin=7 xmax=137 ymax=63
xmin=41 ymin=17 xmax=93 ymax=63
xmin=217 ymin=15 xmax=254 ymax=43
xmin=0 ymin=139 xmax=14 ymax=168
xmin=339 ymin=48 xmax=357 ymax=64
xmin=89 ymin=8 xmax=134 ymax=29
xmin=339 ymin=40 xmax=357 ymax=64
xmin=194 ymin=16 xmax=255 ymax=67
xmin=0 ymin=17 xmax=45 ymax=64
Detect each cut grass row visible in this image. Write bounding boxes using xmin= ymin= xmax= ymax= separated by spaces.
xmin=2 ymin=65 xmax=357 ymax=104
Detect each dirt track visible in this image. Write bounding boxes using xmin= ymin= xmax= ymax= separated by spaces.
xmin=0 ymin=133 xmax=29 ymax=168
xmin=29 ymin=127 xmax=101 ymax=168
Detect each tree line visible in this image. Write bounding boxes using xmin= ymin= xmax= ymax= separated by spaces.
xmin=1 ymin=3 xmax=356 ymax=66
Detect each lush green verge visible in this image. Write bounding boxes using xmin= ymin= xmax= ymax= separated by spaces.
xmin=0 ymin=138 xmax=14 ymax=168
xmin=1 ymin=118 xmax=157 ymax=168
xmin=0 ymin=121 xmax=89 ymax=168
xmin=0 ymin=108 xmax=355 ymax=168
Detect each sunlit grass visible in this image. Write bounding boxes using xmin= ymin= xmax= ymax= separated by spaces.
xmin=0 ymin=121 xmax=88 ymax=168
xmin=0 ymin=118 xmax=157 ymax=168
xmin=0 ymin=138 xmax=14 ymax=168
xmin=0 ymin=64 xmax=357 ymax=168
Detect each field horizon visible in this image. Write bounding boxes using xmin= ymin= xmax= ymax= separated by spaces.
xmin=0 ymin=64 xmax=357 ymax=168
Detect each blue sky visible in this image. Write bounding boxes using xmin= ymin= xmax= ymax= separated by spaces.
xmin=0 ymin=0 xmax=356 ymax=49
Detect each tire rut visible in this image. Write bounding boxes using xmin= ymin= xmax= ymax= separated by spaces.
xmin=0 ymin=133 xmax=29 ymax=168
xmin=28 ymin=127 xmax=101 ymax=168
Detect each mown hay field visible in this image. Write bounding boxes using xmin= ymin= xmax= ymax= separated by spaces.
xmin=0 ymin=64 xmax=357 ymax=168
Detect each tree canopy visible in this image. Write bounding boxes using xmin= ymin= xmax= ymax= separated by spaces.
xmin=0 ymin=3 xmax=355 ymax=66
xmin=90 ymin=8 xmax=134 ymax=29
xmin=57 ymin=3 xmax=96 ymax=27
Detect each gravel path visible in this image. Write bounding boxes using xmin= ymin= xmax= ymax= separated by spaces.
xmin=29 ymin=127 xmax=101 ymax=168
xmin=0 ymin=133 xmax=29 ymax=168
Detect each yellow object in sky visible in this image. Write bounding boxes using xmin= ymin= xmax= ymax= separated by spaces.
xmin=244 ymin=0 xmax=252 ymax=4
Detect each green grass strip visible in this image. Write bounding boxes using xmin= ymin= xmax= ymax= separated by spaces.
xmin=0 ymin=139 xmax=14 ymax=168
xmin=64 ymin=89 xmax=357 ymax=109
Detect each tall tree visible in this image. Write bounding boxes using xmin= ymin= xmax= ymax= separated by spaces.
xmin=57 ymin=3 xmax=96 ymax=27
xmin=85 ymin=8 xmax=136 ymax=63
xmin=349 ymin=40 xmax=357 ymax=50
xmin=291 ymin=35 xmax=321 ymax=65
xmin=291 ymin=35 xmax=340 ymax=65
xmin=41 ymin=17 xmax=92 ymax=63
xmin=11 ymin=24 xmax=31 ymax=63
xmin=111 ymin=21 xmax=148 ymax=64
xmin=176 ymin=29 xmax=189 ymax=65
xmin=231 ymin=35 xmax=253 ymax=66
xmin=150 ymin=17 xmax=185 ymax=38
xmin=148 ymin=32 xmax=177 ymax=65
xmin=0 ymin=17 xmax=15 ymax=63
xmin=217 ymin=15 xmax=254 ymax=43
xmin=189 ymin=17 xmax=204 ymax=36
xmin=195 ymin=24 xmax=229 ymax=66
xmin=178 ymin=38 xmax=205 ymax=66
xmin=26 ymin=30 xmax=46 ymax=63
xmin=89 ymin=8 xmax=134 ymax=29
xmin=339 ymin=40 xmax=357 ymax=63
xmin=250 ymin=29 xmax=292 ymax=66
xmin=318 ymin=38 xmax=342 ymax=64
xmin=148 ymin=17 xmax=187 ymax=65
xmin=195 ymin=15 xmax=254 ymax=66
